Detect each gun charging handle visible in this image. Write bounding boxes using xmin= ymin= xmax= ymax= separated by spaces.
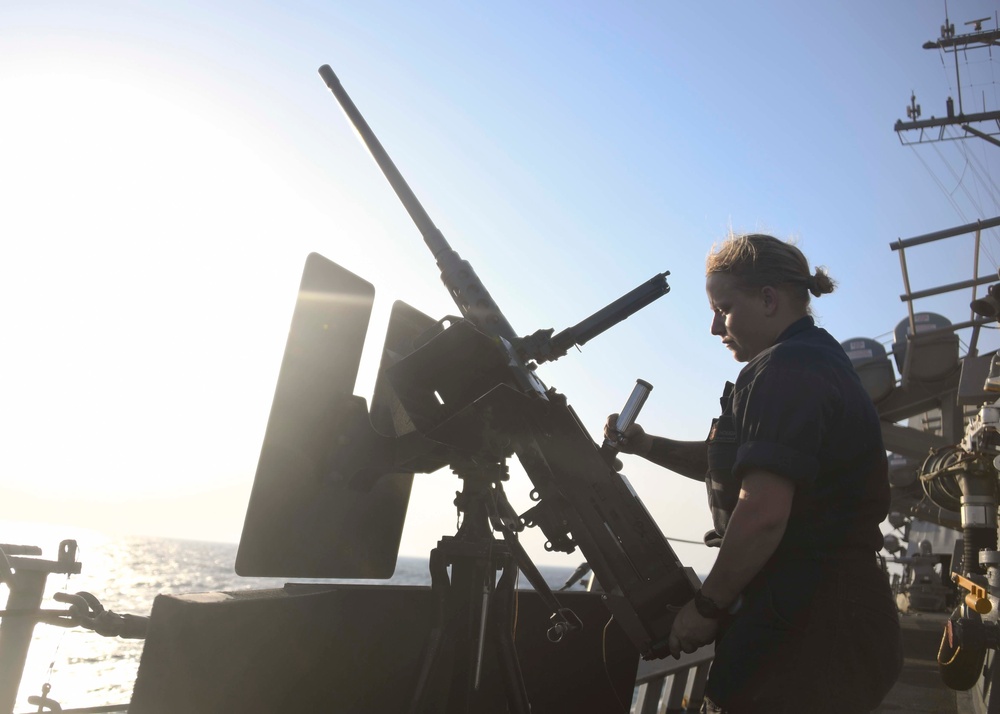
xmin=602 ymin=379 xmax=653 ymax=469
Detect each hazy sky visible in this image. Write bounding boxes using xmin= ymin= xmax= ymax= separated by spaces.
xmin=2 ymin=0 xmax=998 ymax=578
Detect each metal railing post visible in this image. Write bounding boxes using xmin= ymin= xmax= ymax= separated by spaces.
xmin=0 ymin=568 xmax=48 ymax=714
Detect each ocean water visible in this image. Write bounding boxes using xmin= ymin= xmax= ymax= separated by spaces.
xmin=2 ymin=522 xmax=586 ymax=712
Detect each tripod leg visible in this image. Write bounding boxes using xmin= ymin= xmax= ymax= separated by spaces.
xmin=408 ymin=548 xmax=452 ymax=714
xmin=492 ymin=558 xmax=531 ymax=714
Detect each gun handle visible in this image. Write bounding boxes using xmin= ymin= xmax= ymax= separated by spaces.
xmin=601 ymin=379 xmax=653 ymax=469
xmin=615 ymin=379 xmax=653 ymax=434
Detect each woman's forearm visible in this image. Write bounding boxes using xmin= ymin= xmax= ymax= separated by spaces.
xmin=699 ymin=469 xmax=793 ymax=609
xmin=643 ymin=436 xmax=709 ymax=481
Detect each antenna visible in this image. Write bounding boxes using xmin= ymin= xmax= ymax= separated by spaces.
xmin=942 ymin=0 xmax=955 ymax=39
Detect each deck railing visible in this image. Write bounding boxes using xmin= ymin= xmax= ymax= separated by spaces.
xmin=632 ymin=644 xmax=714 ymax=714
xmin=12 ymin=650 xmax=716 ymax=714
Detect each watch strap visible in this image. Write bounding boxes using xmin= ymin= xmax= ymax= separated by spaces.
xmin=693 ymin=589 xmax=725 ymax=619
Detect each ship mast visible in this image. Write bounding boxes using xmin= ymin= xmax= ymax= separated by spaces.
xmin=889 ymin=9 xmax=1000 ymax=363
xmin=894 ymin=10 xmax=1000 ymax=148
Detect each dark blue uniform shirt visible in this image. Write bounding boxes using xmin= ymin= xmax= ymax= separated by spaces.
xmin=704 ymin=315 xmax=890 ymax=564
xmin=699 ymin=316 xmax=901 ymax=710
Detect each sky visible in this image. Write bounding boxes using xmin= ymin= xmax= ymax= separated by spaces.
xmin=1 ymin=0 xmax=999 ymax=580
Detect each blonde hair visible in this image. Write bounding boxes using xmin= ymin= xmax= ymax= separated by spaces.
xmin=706 ymin=233 xmax=835 ymax=306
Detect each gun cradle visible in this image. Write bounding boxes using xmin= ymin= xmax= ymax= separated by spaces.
xmin=378 ymin=315 xmax=700 ymax=658
xmin=511 ymin=392 xmax=701 ymax=658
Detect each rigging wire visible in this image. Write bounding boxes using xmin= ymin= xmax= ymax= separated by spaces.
xmin=955 ymin=139 xmax=1000 ymax=215
xmin=947 ymin=128 xmax=1000 ymax=271
xmin=930 ymin=138 xmax=983 ymax=216
xmin=904 ymin=137 xmax=1000 ymax=334
xmin=953 ymin=133 xmax=1000 ymax=276
xmin=910 ymin=144 xmax=968 ymax=220
xmin=937 ymin=47 xmax=953 ymax=96
xmin=924 ymin=129 xmax=999 ymax=268
xmin=949 ymin=106 xmax=1000 ymax=197
xmin=21 ymin=562 xmax=79 ymax=712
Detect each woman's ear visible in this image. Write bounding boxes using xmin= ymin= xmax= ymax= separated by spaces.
xmin=760 ymin=286 xmax=779 ymax=315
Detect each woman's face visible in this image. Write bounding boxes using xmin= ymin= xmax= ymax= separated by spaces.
xmin=706 ymin=272 xmax=774 ymax=362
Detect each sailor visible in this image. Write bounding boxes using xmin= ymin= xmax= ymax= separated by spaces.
xmin=607 ymin=233 xmax=902 ymax=713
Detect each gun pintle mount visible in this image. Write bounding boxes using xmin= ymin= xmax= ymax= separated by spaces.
xmin=238 ymin=65 xmax=699 ymax=667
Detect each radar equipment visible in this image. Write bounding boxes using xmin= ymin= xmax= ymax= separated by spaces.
xmin=965 ymin=18 xmax=992 ymax=32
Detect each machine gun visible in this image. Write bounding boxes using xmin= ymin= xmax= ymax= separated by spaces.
xmin=235 ymin=65 xmax=698 ymax=713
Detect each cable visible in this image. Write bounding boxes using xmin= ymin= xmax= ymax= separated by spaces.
xmin=910 ymin=145 xmax=968 ymax=222
xmin=955 ymin=132 xmax=1000 ymax=216
xmin=931 ymin=139 xmax=985 ymax=217
xmin=600 ymin=615 xmax=631 ymax=714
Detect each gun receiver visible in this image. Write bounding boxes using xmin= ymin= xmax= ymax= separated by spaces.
xmin=307 ymin=65 xmax=698 ymax=659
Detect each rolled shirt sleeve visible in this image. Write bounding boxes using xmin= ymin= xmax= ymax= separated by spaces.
xmin=730 ymin=357 xmax=835 ymax=487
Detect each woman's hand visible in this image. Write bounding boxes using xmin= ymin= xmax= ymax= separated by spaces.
xmin=604 ymin=414 xmax=651 ymax=455
xmin=667 ymin=600 xmax=719 ymax=658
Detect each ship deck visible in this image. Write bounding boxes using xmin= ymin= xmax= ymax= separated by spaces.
xmin=874 ymin=610 xmax=973 ymax=714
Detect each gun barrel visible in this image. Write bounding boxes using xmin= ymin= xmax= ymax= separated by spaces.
xmin=318 ymin=65 xmax=448 ymax=258
xmin=547 ymin=272 xmax=670 ymax=358
xmin=319 ymin=65 xmax=518 ymax=342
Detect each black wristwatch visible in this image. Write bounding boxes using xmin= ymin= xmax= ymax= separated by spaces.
xmin=693 ymin=589 xmax=726 ymax=619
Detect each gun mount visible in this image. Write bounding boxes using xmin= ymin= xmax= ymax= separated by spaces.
xmin=236 ymin=66 xmax=698 ymax=695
